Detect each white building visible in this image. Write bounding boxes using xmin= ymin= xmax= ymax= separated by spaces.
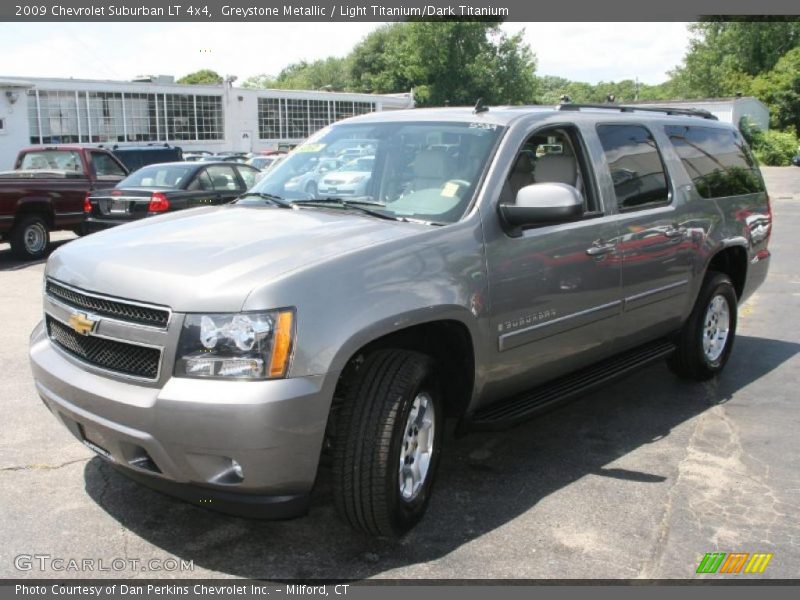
xmin=635 ymin=96 xmax=770 ymax=131
xmin=0 ymin=75 xmax=414 ymax=169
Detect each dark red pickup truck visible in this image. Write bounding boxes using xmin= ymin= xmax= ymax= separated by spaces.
xmin=0 ymin=147 xmax=128 ymax=260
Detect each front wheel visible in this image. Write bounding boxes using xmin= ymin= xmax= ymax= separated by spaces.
xmin=10 ymin=215 xmax=50 ymax=261
xmin=332 ymin=349 xmax=442 ymax=537
xmin=668 ymin=272 xmax=738 ymax=381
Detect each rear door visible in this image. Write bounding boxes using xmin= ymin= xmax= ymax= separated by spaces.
xmin=594 ymin=123 xmax=694 ymax=347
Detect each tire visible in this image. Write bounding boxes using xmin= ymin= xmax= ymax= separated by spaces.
xmin=10 ymin=215 xmax=50 ymax=261
xmin=332 ymin=349 xmax=443 ymax=537
xmin=668 ymin=272 xmax=738 ymax=381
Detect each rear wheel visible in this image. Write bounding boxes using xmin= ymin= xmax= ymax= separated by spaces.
xmin=10 ymin=215 xmax=49 ymax=261
xmin=668 ymin=272 xmax=737 ymax=381
xmin=332 ymin=349 xmax=442 ymax=537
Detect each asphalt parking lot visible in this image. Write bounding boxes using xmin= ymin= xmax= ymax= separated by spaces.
xmin=1 ymin=167 xmax=798 ymax=580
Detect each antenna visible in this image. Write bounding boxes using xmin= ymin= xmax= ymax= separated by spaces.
xmin=473 ymin=98 xmax=488 ymax=114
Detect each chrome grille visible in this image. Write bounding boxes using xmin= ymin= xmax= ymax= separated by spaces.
xmin=46 ymin=316 xmax=161 ymax=380
xmin=46 ymin=280 xmax=170 ymax=328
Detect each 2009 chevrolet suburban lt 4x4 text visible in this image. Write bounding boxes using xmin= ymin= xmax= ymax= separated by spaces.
xmin=29 ymin=103 xmax=772 ymax=537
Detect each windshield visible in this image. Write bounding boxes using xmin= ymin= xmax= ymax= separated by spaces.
xmin=118 ymin=164 xmax=194 ymax=188
xmin=243 ymin=121 xmax=503 ymax=224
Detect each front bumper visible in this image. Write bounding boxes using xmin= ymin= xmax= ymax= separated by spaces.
xmin=29 ymin=322 xmax=336 ymax=519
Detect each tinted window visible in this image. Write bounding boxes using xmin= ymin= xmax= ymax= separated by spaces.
xmin=187 ymin=170 xmax=214 ymax=191
xmin=236 ymin=165 xmax=258 ymax=189
xmin=118 ymin=164 xmax=194 ymax=188
xmin=597 ymin=125 xmax=669 ymax=210
xmin=206 ymin=165 xmax=240 ymax=191
xmin=665 ymin=125 xmax=765 ymax=198
xmin=91 ymin=152 xmax=127 ymax=178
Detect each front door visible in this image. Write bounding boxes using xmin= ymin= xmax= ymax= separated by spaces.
xmin=484 ymin=125 xmax=623 ymax=399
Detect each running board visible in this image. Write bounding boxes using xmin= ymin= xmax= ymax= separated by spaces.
xmin=469 ymin=339 xmax=676 ymax=430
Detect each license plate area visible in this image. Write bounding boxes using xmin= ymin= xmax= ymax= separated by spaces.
xmin=109 ymin=199 xmax=129 ymax=214
xmin=79 ymin=425 xmax=115 ymax=462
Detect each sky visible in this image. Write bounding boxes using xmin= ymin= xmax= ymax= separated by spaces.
xmin=0 ymin=22 xmax=691 ymax=86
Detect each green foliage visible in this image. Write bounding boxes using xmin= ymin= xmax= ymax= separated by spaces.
xmin=669 ymin=20 xmax=800 ymax=98
xmin=242 ymin=22 xmax=537 ymax=106
xmin=752 ymin=129 xmax=800 ymax=166
xmin=177 ymin=69 xmax=224 ymax=85
xmin=242 ymin=57 xmax=350 ymax=91
xmin=750 ymin=47 xmax=800 ymax=133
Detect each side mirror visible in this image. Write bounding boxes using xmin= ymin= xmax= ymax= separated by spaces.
xmin=499 ymin=183 xmax=583 ymax=232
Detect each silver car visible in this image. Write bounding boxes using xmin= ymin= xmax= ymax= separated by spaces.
xmin=317 ymin=156 xmax=374 ymax=197
xmin=30 ymin=104 xmax=771 ymax=536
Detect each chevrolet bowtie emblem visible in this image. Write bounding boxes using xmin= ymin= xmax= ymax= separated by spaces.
xmin=68 ymin=312 xmax=97 ymax=336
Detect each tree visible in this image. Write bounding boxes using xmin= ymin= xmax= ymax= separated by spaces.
xmin=177 ymin=69 xmax=224 ymax=85
xmin=750 ymin=46 xmax=800 ymax=133
xmin=242 ymin=57 xmax=351 ymax=91
xmin=244 ymin=22 xmax=537 ymax=105
xmin=668 ymin=20 xmax=800 ymax=98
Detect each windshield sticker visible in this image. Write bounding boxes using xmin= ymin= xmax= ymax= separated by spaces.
xmin=469 ymin=123 xmax=498 ymax=130
xmin=441 ymin=182 xmax=460 ymax=198
xmin=295 ymin=143 xmax=326 ymax=153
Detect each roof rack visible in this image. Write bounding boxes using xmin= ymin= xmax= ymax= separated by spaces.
xmin=556 ymin=103 xmax=718 ymax=121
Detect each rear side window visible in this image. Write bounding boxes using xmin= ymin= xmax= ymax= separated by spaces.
xmin=597 ymin=124 xmax=670 ymax=210
xmin=664 ymin=125 xmax=765 ymax=198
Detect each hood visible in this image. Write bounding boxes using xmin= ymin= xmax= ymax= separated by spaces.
xmin=46 ymin=205 xmax=422 ymax=312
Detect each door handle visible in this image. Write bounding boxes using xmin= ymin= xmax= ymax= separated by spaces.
xmin=586 ymin=242 xmax=615 ymax=256
xmin=663 ymin=226 xmax=686 ymax=239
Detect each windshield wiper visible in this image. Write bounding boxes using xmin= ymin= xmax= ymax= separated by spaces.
xmin=294 ymin=197 xmax=401 ymax=221
xmin=237 ymin=192 xmax=294 ymax=208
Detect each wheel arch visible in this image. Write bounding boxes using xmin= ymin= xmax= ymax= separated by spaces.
xmin=705 ymin=242 xmax=748 ymax=298
xmin=330 ymin=313 xmax=478 ymax=421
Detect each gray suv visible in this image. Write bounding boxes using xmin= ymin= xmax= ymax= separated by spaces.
xmin=29 ymin=104 xmax=772 ymax=537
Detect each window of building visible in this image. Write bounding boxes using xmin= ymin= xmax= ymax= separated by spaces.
xmin=308 ymin=99 xmax=330 ymax=136
xmin=665 ymin=125 xmax=765 ymax=198
xmin=284 ymin=99 xmax=308 ymax=139
xmin=195 ymin=95 xmax=223 ymax=140
xmin=88 ymin=92 xmax=125 ymax=142
xmin=125 ymin=93 xmax=158 ymax=141
xmin=0 ymin=117 xmax=5 ymax=133
xmin=27 ymin=89 xmax=223 ymax=144
xmin=596 ymin=124 xmax=670 ymax=210
xmin=257 ymin=98 xmax=281 ymax=140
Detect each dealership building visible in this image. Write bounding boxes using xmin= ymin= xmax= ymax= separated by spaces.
xmin=0 ymin=75 xmax=414 ymax=169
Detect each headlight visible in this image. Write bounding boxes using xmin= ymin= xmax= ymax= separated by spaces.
xmin=175 ymin=310 xmax=295 ymax=379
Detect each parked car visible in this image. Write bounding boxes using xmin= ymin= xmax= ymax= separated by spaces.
xmin=246 ymin=154 xmax=286 ymax=171
xmin=30 ymin=104 xmax=771 ymax=537
xmin=84 ymin=161 xmax=259 ymax=232
xmin=792 ymin=155 xmax=800 ymax=166
xmin=183 ymin=151 xmax=214 ymax=162
xmin=0 ymin=146 xmax=128 ymax=259
xmin=100 ymin=143 xmax=183 ymax=171
xmin=317 ymin=156 xmax=374 ymax=197
xmin=284 ymin=156 xmax=342 ymax=195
